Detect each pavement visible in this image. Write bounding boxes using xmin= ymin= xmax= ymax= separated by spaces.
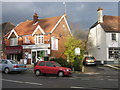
xmin=26 ymin=64 xmax=34 ymax=69
xmin=104 ymin=64 xmax=120 ymax=70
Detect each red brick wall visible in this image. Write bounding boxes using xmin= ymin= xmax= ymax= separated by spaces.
xmin=51 ymin=18 xmax=71 ymax=59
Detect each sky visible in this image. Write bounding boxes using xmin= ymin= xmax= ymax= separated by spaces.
xmin=1 ymin=1 xmax=119 ymax=31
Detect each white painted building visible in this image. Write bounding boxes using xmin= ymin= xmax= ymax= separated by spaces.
xmin=87 ymin=8 xmax=120 ymax=64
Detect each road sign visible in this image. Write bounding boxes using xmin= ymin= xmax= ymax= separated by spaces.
xmin=75 ymin=48 xmax=80 ymax=55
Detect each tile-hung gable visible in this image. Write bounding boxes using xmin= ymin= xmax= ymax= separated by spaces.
xmin=4 ymin=13 xmax=72 ymax=64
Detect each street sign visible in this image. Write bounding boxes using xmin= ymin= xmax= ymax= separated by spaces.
xmin=75 ymin=48 xmax=80 ymax=55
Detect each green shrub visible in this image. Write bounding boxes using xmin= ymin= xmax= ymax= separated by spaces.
xmin=50 ymin=56 xmax=83 ymax=71
xmin=73 ymin=56 xmax=83 ymax=71
xmin=50 ymin=58 xmax=68 ymax=67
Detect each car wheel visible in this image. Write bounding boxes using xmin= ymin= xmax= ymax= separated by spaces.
xmin=58 ymin=71 xmax=64 ymax=77
xmin=35 ymin=70 xmax=41 ymax=76
xmin=4 ymin=68 xmax=10 ymax=74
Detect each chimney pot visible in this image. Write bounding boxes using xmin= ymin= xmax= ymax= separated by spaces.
xmin=33 ymin=13 xmax=38 ymax=23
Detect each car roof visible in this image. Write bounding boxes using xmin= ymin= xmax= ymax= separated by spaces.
xmin=85 ymin=56 xmax=94 ymax=57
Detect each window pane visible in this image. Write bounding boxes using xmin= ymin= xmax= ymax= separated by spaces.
xmin=39 ymin=62 xmax=45 ymax=66
xmin=112 ymin=33 xmax=116 ymax=40
xmin=35 ymin=35 xmax=44 ymax=44
xmin=46 ymin=62 xmax=54 ymax=67
xmin=10 ymin=60 xmax=18 ymax=64
xmin=2 ymin=60 xmax=7 ymax=64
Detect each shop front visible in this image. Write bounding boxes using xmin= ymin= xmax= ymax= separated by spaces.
xmin=22 ymin=44 xmax=50 ymax=64
xmin=31 ymin=49 xmax=49 ymax=64
xmin=5 ymin=46 xmax=23 ymax=61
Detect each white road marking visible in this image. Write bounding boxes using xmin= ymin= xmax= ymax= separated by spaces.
xmin=2 ymin=79 xmax=42 ymax=86
xmin=99 ymin=79 xmax=104 ymax=80
xmin=71 ymin=86 xmax=97 ymax=89
xmin=71 ymin=86 xmax=86 ymax=89
xmin=108 ymin=79 xmax=118 ymax=81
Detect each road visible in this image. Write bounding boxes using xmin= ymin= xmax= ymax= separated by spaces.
xmin=1 ymin=65 xmax=119 ymax=90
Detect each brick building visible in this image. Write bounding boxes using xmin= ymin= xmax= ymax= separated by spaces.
xmin=4 ymin=13 xmax=72 ymax=64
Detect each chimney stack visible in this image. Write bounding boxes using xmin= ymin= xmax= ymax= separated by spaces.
xmin=97 ymin=8 xmax=103 ymax=23
xmin=33 ymin=13 xmax=38 ymax=23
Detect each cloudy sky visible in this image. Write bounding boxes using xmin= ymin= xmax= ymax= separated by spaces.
xmin=1 ymin=1 xmax=119 ymax=31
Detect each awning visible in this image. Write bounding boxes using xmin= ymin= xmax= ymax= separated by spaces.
xmin=6 ymin=46 xmax=22 ymax=54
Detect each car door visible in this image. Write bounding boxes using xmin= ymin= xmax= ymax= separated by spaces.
xmin=2 ymin=60 xmax=8 ymax=71
xmin=45 ymin=62 xmax=58 ymax=74
xmin=37 ymin=61 xmax=46 ymax=73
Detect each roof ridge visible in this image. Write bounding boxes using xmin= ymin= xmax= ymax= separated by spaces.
xmin=38 ymin=15 xmax=62 ymax=20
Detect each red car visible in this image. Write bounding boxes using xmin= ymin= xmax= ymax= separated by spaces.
xmin=34 ymin=61 xmax=72 ymax=77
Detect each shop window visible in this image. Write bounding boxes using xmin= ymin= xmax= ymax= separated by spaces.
xmin=10 ymin=38 xmax=18 ymax=46
xmin=108 ymin=48 xmax=119 ymax=59
xmin=112 ymin=33 xmax=116 ymax=41
xmin=35 ymin=35 xmax=44 ymax=44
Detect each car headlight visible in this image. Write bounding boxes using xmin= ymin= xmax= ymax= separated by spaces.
xmin=66 ymin=69 xmax=69 ymax=71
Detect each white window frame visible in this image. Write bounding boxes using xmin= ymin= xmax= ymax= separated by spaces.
xmin=35 ymin=35 xmax=44 ymax=44
xmin=10 ymin=38 xmax=18 ymax=46
xmin=25 ymin=37 xmax=30 ymax=44
xmin=108 ymin=47 xmax=119 ymax=59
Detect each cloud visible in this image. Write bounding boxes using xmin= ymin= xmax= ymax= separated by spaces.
xmin=75 ymin=4 xmax=85 ymax=11
xmin=2 ymin=2 xmax=118 ymax=30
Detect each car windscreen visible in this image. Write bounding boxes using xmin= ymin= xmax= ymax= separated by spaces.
xmin=10 ymin=60 xmax=18 ymax=64
xmin=54 ymin=62 xmax=61 ymax=67
xmin=87 ymin=57 xmax=95 ymax=60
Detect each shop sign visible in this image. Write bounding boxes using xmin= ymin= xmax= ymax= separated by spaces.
xmin=51 ymin=36 xmax=58 ymax=50
xmin=22 ymin=44 xmax=50 ymax=49
xmin=6 ymin=46 xmax=22 ymax=54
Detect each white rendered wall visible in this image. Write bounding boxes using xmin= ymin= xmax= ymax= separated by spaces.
xmin=87 ymin=24 xmax=107 ymax=62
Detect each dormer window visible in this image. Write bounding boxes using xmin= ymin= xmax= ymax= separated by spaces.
xmin=35 ymin=35 xmax=44 ymax=44
xmin=10 ymin=38 xmax=18 ymax=46
xmin=112 ymin=33 xmax=116 ymax=41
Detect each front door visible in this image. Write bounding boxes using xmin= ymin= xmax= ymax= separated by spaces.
xmin=32 ymin=49 xmax=48 ymax=64
xmin=32 ymin=52 xmax=36 ymax=64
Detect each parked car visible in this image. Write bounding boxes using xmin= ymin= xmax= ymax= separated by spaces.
xmin=83 ymin=56 xmax=96 ymax=66
xmin=34 ymin=61 xmax=72 ymax=77
xmin=0 ymin=59 xmax=27 ymax=74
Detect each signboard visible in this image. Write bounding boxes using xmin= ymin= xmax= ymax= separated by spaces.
xmin=75 ymin=48 xmax=80 ymax=55
xmin=22 ymin=44 xmax=50 ymax=49
xmin=48 ymin=49 xmax=50 ymax=54
xmin=51 ymin=36 xmax=58 ymax=50
xmin=6 ymin=46 xmax=22 ymax=54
